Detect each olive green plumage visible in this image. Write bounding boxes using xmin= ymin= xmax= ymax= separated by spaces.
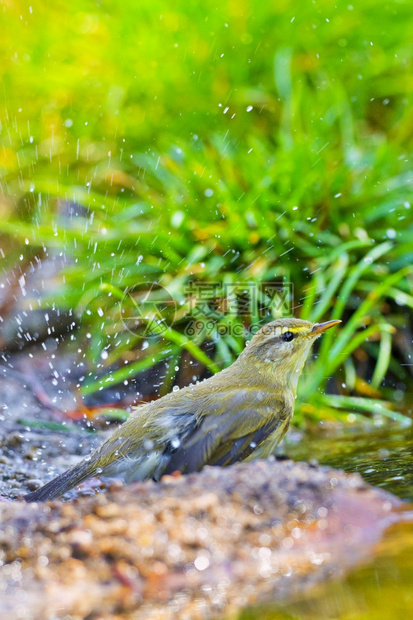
xmin=25 ymin=317 xmax=340 ymax=502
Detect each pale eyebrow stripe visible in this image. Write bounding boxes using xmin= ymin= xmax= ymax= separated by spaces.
xmin=280 ymin=325 xmax=308 ymax=334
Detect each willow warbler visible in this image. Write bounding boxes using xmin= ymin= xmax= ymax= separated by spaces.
xmin=25 ymin=318 xmax=340 ymax=502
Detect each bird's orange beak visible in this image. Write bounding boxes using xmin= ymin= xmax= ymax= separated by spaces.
xmin=310 ymin=320 xmax=342 ymax=337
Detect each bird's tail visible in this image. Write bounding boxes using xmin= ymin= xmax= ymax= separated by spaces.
xmin=24 ymin=459 xmax=96 ymax=502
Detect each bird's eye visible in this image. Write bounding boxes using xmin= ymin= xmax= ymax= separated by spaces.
xmin=282 ymin=331 xmax=295 ymax=342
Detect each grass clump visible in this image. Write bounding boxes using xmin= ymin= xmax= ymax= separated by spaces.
xmin=0 ymin=0 xmax=413 ymax=423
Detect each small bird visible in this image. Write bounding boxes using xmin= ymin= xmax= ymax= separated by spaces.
xmin=25 ymin=318 xmax=340 ymax=502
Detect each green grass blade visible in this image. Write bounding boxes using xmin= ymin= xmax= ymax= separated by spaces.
xmin=371 ymin=330 xmax=394 ymax=389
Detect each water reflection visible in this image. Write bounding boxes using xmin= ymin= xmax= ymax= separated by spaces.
xmin=285 ymin=425 xmax=413 ymax=501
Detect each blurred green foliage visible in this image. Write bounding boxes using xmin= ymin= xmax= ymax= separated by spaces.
xmin=1 ymin=0 xmax=413 ymax=422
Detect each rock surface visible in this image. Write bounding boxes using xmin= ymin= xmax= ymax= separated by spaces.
xmin=0 ymin=459 xmax=402 ymax=620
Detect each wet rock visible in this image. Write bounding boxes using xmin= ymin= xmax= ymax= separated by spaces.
xmin=0 ymin=252 xmax=76 ymax=352
xmin=0 ymin=460 xmax=402 ymax=619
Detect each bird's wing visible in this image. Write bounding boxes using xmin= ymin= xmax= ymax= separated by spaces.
xmin=163 ymin=396 xmax=287 ymax=474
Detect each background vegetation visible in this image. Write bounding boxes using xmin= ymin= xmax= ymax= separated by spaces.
xmin=1 ymin=0 xmax=413 ymax=425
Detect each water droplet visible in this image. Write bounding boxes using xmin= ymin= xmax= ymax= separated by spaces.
xmin=386 ymin=228 xmax=396 ymax=239
xmin=194 ymin=555 xmax=210 ymax=571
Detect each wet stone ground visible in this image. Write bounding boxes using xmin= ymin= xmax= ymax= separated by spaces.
xmin=0 ymin=348 xmax=100 ymax=499
xmin=0 ymin=461 xmax=403 ymax=620
xmin=0 ymin=346 xmax=407 ymax=619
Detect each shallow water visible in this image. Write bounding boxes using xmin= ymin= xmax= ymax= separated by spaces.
xmin=243 ymin=424 xmax=413 ymax=619
xmin=286 ymin=425 xmax=413 ymax=501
